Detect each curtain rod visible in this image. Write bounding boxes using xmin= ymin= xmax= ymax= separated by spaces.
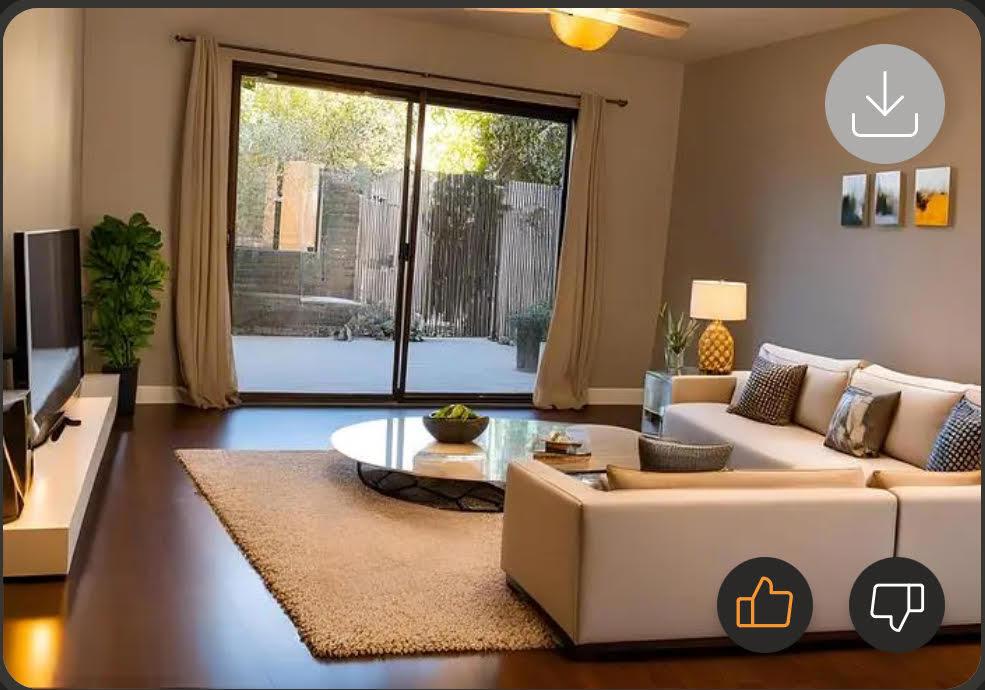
xmin=173 ymin=34 xmax=628 ymax=107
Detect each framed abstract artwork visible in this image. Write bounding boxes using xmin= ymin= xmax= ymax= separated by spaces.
xmin=914 ymin=166 xmax=952 ymax=227
xmin=873 ymin=171 xmax=902 ymax=226
xmin=841 ymin=173 xmax=868 ymax=226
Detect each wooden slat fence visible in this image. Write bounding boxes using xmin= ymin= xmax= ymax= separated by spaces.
xmin=352 ymin=170 xmax=561 ymax=340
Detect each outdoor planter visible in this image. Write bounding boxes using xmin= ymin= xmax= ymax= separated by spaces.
xmin=515 ymin=326 xmax=542 ymax=373
xmin=510 ymin=302 xmax=551 ymax=374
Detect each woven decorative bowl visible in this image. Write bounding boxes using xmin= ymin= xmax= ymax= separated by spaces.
xmin=422 ymin=416 xmax=489 ymax=444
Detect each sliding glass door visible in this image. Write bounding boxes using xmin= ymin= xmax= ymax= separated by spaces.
xmin=229 ymin=68 xmax=413 ymax=395
xmin=228 ymin=64 xmax=573 ymax=400
xmin=403 ymin=103 xmax=569 ymax=395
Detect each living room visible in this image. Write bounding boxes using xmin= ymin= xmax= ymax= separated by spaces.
xmin=1 ymin=6 xmax=980 ymax=689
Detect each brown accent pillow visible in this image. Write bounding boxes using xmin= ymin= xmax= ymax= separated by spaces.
xmin=727 ymin=355 xmax=808 ymax=425
xmin=824 ymin=387 xmax=901 ymax=458
xmin=867 ymin=469 xmax=981 ymax=490
xmin=606 ymin=465 xmax=864 ymax=490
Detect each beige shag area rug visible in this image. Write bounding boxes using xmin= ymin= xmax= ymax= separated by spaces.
xmin=175 ymin=449 xmax=555 ymax=658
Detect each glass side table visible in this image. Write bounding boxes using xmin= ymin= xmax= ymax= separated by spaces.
xmin=642 ymin=367 xmax=701 ymax=422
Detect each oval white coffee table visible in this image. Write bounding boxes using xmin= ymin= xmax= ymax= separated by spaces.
xmin=331 ymin=417 xmax=639 ymax=512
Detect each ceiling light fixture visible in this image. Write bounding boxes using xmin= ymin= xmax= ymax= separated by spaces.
xmin=470 ymin=8 xmax=689 ymax=52
xmin=549 ymin=12 xmax=619 ymax=51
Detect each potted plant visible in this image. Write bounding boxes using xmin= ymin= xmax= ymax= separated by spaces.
xmin=508 ymin=302 xmax=552 ymax=373
xmin=659 ymin=302 xmax=699 ymax=373
xmin=84 ymin=213 xmax=168 ymax=416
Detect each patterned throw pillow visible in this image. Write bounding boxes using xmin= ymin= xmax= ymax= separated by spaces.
xmin=824 ymin=387 xmax=901 ymax=458
xmin=638 ymin=435 xmax=733 ymax=472
xmin=927 ymin=398 xmax=981 ymax=471
xmin=727 ymin=355 xmax=808 ymax=425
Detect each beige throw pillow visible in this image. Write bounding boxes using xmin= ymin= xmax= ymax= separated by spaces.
xmin=759 ymin=343 xmax=864 ymax=435
xmin=606 ymin=465 xmax=865 ymax=490
xmin=867 ymin=470 xmax=981 ymax=490
xmin=851 ymin=366 xmax=970 ymax=468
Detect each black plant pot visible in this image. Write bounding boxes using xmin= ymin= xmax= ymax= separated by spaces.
xmin=515 ymin=328 xmax=543 ymax=373
xmin=104 ymin=362 xmax=140 ymax=416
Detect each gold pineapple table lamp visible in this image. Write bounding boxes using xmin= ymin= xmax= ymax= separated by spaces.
xmin=690 ymin=280 xmax=747 ymax=375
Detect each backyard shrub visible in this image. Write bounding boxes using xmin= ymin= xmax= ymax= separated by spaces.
xmin=507 ymin=301 xmax=552 ymax=342
xmin=345 ymin=302 xmax=424 ymax=341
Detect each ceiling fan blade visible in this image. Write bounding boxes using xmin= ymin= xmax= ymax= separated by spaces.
xmin=551 ymin=8 xmax=689 ymax=39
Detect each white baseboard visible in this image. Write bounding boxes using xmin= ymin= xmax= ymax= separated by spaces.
xmin=586 ymin=387 xmax=644 ymax=405
xmin=136 ymin=385 xmax=182 ymax=404
xmin=136 ymin=386 xmax=643 ymax=406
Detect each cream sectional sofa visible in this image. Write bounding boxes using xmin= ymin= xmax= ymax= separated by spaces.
xmin=501 ymin=344 xmax=980 ymax=647
xmin=663 ymin=344 xmax=978 ymax=478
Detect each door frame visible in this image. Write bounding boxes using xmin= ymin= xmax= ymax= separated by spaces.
xmin=227 ymin=61 xmax=576 ymax=405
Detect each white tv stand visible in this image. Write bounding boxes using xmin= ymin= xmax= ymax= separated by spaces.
xmin=3 ymin=373 xmax=118 ymax=577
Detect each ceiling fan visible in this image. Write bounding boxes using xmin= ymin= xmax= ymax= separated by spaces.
xmin=470 ymin=8 xmax=690 ymax=51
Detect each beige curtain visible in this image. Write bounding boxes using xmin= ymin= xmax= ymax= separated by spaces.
xmin=175 ymin=37 xmax=239 ymax=409
xmin=533 ymin=94 xmax=604 ymax=410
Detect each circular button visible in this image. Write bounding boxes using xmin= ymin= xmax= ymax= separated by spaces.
xmin=717 ymin=557 xmax=813 ymax=653
xmin=825 ymin=44 xmax=945 ymax=164
xmin=849 ymin=557 xmax=945 ymax=653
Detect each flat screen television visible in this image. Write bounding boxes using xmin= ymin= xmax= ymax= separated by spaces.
xmin=13 ymin=228 xmax=84 ymax=445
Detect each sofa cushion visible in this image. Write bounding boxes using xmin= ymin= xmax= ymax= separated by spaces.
xmin=662 ymin=402 xmax=920 ymax=478
xmin=760 ymin=343 xmax=864 ymax=435
xmin=966 ymin=386 xmax=981 ymax=406
xmin=927 ymin=398 xmax=981 ymax=472
xmin=729 ymin=370 xmax=751 ymax=406
xmin=851 ymin=365 xmax=970 ymax=468
xmin=868 ymin=469 xmax=980 ymax=489
xmin=606 ymin=465 xmax=864 ymax=490
xmin=728 ymin=355 xmax=807 ymax=425
xmin=823 ymin=387 xmax=901 ymax=458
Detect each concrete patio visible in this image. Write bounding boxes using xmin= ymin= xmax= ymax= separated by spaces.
xmin=233 ymin=335 xmax=537 ymax=394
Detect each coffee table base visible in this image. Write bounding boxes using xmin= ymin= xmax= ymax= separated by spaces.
xmin=356 ymin=462 xmax=504 ymax=512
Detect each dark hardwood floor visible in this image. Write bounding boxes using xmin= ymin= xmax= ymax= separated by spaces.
xmin=3 ymin=404 xmax=979 ymax=689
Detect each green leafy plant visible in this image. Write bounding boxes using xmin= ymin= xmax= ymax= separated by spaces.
xmin=508 ymin=301 xmax=552 ymax=372
xmin=84 ymin=213 xmax=168 ymax=370
xmin=659 ymin=302 xmax=700 ymax=359
xmin=345 ymin=301 xmax=424 ymax=342
xmin=507 ymin=301 xmax=552 ymax=342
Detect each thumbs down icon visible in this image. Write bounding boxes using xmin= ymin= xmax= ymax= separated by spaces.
xmin=870 ymin=583 xmax=925 ymax=632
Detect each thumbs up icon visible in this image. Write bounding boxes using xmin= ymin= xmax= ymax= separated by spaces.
xmin=736 ymin=576 xmax=794 ymax=628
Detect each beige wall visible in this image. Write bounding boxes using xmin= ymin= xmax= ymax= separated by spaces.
xmin=82 ymin=8 xmax=684 ymax=388
xmin=2 ymin=7 xmax=84 ymax=350
xmin=661 ymin=9 xmax=981 ymax=384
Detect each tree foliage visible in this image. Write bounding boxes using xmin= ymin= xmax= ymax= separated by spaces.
xmin=427 ymin=108 xmax=567 ymax=185
xmin=83 ymin=214 xmax=168 ymax=370
xmin=236 ymin=78 xmax=567 ymax=194
xmin=236 ymin=78 xmax=408 ymax=234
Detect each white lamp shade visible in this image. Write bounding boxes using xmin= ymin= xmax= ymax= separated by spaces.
xmin=690 ymin=280 xmax=747 ymax=321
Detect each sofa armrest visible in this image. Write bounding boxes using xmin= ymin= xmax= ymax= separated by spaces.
xmin=670 ymin=374 xmax=739 ymax=404
xmin=575 ymin=487 xmax=896 ymax=644
xmin=501 ymin=461 xmax=596 ymax=640
xmin=502 ymin=462 xmax=899 ymax=646
xmin=890 ymin=485 xmax=981 ymax=625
